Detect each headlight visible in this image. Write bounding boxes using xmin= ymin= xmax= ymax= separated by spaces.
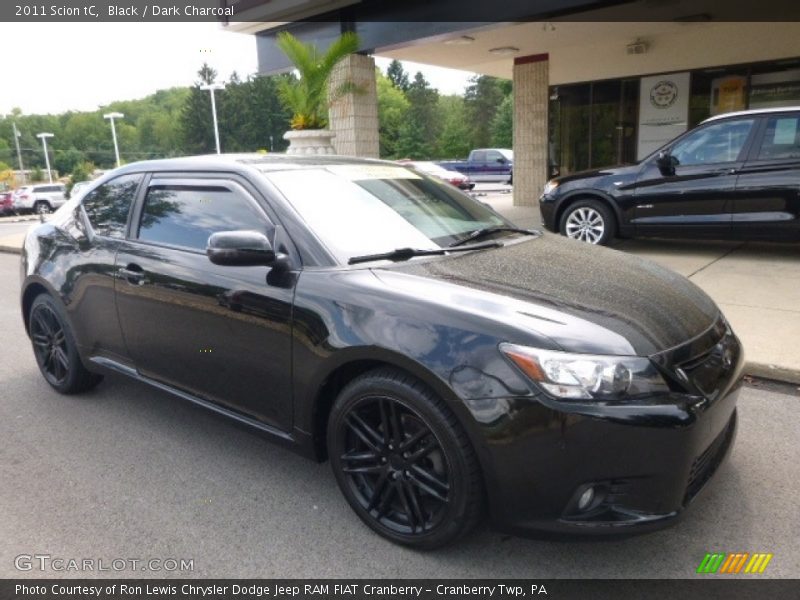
xmin=500 ymin=343 xmax=670 ymax=401
xmin=542 ymin=179 xmax=559 ymax=195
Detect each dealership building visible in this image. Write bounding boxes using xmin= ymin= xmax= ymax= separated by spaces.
xmin=226 ymin=0 xmax=800 ymax=208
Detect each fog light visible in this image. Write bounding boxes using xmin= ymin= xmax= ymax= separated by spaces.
xmin=578 ymin=487 xmax=595 ymax=510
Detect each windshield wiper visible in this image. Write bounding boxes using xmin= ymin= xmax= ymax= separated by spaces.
xmin=348 ymin=241 xmax=502 ymax=265
xmin=448 ymin=226 xmax=539 ymax=247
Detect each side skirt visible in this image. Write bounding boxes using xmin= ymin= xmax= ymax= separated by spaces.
xmin=88 ymin=356 xmax=318 ymax=460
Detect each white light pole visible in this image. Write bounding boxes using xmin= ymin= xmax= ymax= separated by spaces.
xmin=200 ymin=82 xmax=225 ymax=154
xmin=103 ymin=112 xmax=125 ymax=167
xmin=36 ymin=133 xmax=54 ymax=183
xmin=13 ymin=122 xmax=26 ymax=185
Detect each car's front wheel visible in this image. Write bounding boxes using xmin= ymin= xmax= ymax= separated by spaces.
xmin=559 ymin=199 xmax=615 ymax=245
xmin=28 ymin=294 xmax=102 ymax=394
xmin=327 ymin=368 xmax=483 ymax=548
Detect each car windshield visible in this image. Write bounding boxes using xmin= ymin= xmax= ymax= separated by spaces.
xmin=264 ymin=164 xmax=508 ymax=264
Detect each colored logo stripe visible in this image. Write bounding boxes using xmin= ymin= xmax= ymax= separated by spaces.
xmin=697 ymin=553 xmax=773 ymax=574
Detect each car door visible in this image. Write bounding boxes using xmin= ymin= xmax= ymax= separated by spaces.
xmin=485 ymin=150 xmax=510 ymax=182
xmin=732 ymin=112 xmax=800 ymax=240
xmin=114 ymin=173 xmax=297 ymax=432
xmin=632 ymin=117 xmax=757 ymax=238
xmin=469 ymin=150 xmax=488 ymax=181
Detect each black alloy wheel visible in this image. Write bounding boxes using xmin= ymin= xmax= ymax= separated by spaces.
xmin=28 ymin=294 xmax=102 ymax=394
xmin=328 ymin=368 xmax=483 ymax=548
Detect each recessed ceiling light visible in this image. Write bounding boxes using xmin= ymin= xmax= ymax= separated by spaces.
xmin=444 ymin=36 xmax=475 ymax=45
xmin=489 ymin=46 xmax=520 ymax=56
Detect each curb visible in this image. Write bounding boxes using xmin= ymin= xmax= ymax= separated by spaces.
xmin=0 ymin=216 xmax=39 ymax=224
xmin=0 ymin=245 xmax=21 ymax=255
xmin=745 ymin=362 xmax=800 ymax=386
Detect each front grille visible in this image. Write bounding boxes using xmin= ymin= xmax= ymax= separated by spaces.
xmin=675 ymin=325 xmax=739 ymax=401
xmin=685 ymin=413 xmax=736 ymax=502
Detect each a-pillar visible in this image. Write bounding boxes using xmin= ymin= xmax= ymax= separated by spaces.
xmin=512 ymin=53 xmax=549 ymax=207
xmin=328 ymin=54 xmax=380 ymax=158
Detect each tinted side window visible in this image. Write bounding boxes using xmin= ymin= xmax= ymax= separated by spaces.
xmin=671 ymin=119 xmax=754 ymax=166
xmin=471 ymin=151 xmax=487 ymax=163
xmin=137 ymin=184 xmax=269 ymax=251
xmin=757 ymin=115 xmax=800 ymax=160
xmin=82 ymin=174 xmax=142 ymax=238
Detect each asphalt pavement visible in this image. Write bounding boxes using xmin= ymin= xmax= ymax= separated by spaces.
xmin=0 ymin=253 xmax=798 ymax=579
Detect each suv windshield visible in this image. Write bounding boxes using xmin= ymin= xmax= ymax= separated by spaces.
xmin=264 ymin=164 xmax=509 ymax=264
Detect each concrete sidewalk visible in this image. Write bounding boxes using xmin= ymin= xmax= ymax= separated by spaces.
xmin=1 ymin=195 xmax=798 ymax=384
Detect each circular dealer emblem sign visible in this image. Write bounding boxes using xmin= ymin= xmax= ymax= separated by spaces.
xmin=650 ymin=80 xmax=678 ymax=109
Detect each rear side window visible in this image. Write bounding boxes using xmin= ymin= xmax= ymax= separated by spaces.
xmin=137 ymin=184 xmax=269 ymax=252
xmin=471 ymin=150 xmax=487 ymax=163
xmin=757 ymin=116 xmax=800 ymax=160
xmin=82 ymin=174 xmax=142 ymax=238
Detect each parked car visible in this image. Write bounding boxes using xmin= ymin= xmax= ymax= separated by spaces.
xmin=68 ymin=180 xmax=92 ymax=200
xmin=397 ymin=160 xmax=474 ymax=190
xmin=21 ymin=155 xmax=742 ymax=548
xmin=437 ymin=148 xmax=513 ymax=183
xmin=0 ymin=192 xmax=13 ymax=216
xmin=540 ymin=106 xmax=800 ymax=244
xmin=12 ymin=183 xmax=67 ymax=215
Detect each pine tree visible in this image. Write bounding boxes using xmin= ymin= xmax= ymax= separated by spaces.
xmin=386 ymin=60 xmax=410 ymax=92
xmin=395 ymin=72 xmax=440 ymax=159
xmin=180 ymin=63 xmax=218 ymax=154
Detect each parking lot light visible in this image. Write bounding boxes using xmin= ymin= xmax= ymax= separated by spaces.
xmin=103 ymin=112 xmax=125 ymax=168
xmin=200 ymin=82 xmax=226 ymax=154
xmin=36 ymin=133 xmax=54 ymax=183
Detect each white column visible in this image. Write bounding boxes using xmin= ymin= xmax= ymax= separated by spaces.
xmin=513 ymin=54 xmax=550 ymax=208
xmin=328 ymin=54 xmax=380 ymax=158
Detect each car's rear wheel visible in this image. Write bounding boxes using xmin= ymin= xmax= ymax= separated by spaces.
xmin=29 ymin=294 xmax=102 ymax=394
xmin=34 ymin=201 xmax=52 ymax=215
xmin=327 ymin=368 xmax=483 ymax=548
xmin=559 ymin=199 xmax=616 ymax=245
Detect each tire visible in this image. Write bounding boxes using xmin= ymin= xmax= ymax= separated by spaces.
xmin=28 ymin=294 xmax=103 ymax=394
xmin=34 ymin=201 xmax=52 ymax=215
xmin=559 ymin=198 xmax=616 ymax=245
xmin=327 ymin=367 xmax=483 ymax=549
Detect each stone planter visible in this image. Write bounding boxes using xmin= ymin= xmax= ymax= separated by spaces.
xmin=283 ymin=129 xmax=336 ymax=155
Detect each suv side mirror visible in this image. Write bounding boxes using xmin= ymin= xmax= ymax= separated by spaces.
xmin=207 ymin=230 xmax=287 ymax=268
xmin=496 ymin=157 xmax=507 ymax=164
xmin=656 ymin=151 xmax=678 ymax=175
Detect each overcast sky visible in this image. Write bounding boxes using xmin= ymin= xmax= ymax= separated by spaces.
xmin=0 ymin=22 xmax=474 ymax=116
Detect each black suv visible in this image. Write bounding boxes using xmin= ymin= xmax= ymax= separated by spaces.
xmin=540 ymin=107 xmax=800 ymax=244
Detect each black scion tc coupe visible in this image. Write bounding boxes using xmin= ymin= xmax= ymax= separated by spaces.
xmin=20 ymin=155 xmax=743 ymax=548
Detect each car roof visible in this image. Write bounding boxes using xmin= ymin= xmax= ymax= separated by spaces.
xmin=111 ymin=153 xmax=394 ymax=177
xmin=702 ymin=106 xmax=800 ymax=123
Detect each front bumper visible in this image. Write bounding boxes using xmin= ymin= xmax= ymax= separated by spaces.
xmin=538 ymin=194 xmax=558 ymax=232
xmin=473 ymin=318 xmax=743 ymax=537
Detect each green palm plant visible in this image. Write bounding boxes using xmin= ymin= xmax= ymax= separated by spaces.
xmin=275 ymin=31 xmax=361 ymax=130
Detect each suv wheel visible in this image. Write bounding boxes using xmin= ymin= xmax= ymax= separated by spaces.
xmin=29 ymin=294 xmax=103 ymax=394
xmin=34 ymin=201 xmax=52 ymax=215
xmin=560 ymin=199 xmax=616 ymax=245
xmin=328 ymin=368 xmax=483 ymax=548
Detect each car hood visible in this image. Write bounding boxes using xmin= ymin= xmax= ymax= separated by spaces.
xmin=379 ymin=234 xmax=719 ymax=356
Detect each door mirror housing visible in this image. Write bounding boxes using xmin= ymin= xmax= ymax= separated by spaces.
xmin=207 ymin=230 xmax=287 ymax=268
xmin=656 ymin=151 xmax=678 ymax=175
xmin=496 ymin=157 xmax=507 ymax=164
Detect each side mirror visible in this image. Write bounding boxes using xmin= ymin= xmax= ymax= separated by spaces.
xmin=496 ymin=157 xmax=507 ymax=164
xmin=207 ymin=230 xmax=286 ymax=268
xmin=656 ymin=151 xmax=678 ymax=174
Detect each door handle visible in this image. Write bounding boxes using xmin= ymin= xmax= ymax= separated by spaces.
xmin=118 ymin=264 xmax=145 ymax=285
